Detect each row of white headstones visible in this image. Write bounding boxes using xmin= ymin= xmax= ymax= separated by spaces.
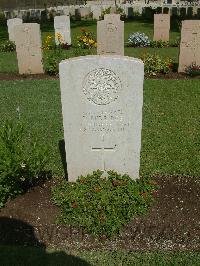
xmin=4 ymin=3 xmax=200 ymax=22
xmin=7 ymin=14 xmax=200 ymax=75
xmin=5 ymin=15 xmax=200 ymax=181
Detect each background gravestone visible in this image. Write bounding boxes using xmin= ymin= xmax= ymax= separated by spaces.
xmin=153 ymin=14 xmax=170 ymax=41
xmin=75 ymin=7 xmax=91 ymax=18
xmin=178 ymin=20 xmax=200 ymax=73
xmin=15 ymin=23 xmax=44 ymax=74
xmin=59 ymin=55 xmax=144 ymax=181
xmin=7 ymin=18 xmax=23 ymax=42
xmin=54 ymin=15 xmax=71 ymax=45
xmin=92 ymin=6 xmax=102 ymax=20
xmin=97 ymin=14 xmax=124 ymax=55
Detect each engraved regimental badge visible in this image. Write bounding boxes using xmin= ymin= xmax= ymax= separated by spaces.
xmin=83 ymin=68 xmax=121 ymax=105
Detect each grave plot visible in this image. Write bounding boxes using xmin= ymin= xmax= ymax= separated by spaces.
xmin=0 ymin=9 xmax=200 ymax=264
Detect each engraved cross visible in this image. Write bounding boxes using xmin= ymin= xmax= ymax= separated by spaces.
xmin=92 ymin=135 xmax=116 ymax=172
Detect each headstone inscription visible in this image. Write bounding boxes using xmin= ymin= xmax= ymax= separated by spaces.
xmin=59 ymin=55 xmax=144 ymax=181
xmin=15 ymin=23 xmax=44 ymax=74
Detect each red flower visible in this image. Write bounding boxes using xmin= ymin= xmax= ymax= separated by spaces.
xmin=168 ymin=63 xmax=173 ymax=69
xmin=140 ymin=192 xmax=148 ymax=199
xmin=152 ymin=190 xmax=158 ymax=197
xmin=71 ymin=201 xmax=78 ymax=208
xmin=192 ymin=66 xmax=200 ymax=70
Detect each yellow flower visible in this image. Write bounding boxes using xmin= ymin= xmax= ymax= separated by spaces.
xmin=89 ymin=39 xmax=94 ymax=44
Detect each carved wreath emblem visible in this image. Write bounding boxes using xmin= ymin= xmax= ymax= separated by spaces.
xmin=82 ymin=68 xmax=121 ymax=105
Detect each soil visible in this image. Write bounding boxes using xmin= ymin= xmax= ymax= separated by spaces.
xmin=0 ymin=73 xmax=58 ymax=81
xmin=0 ymin=72 xmax=200 ymax=81
xmin=0 ymin=176 xmax=199 ymax=251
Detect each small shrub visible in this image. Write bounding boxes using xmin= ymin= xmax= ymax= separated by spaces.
xmin=185 ymin=63 xmax=200 ymax=77
xmin=77 ymin=28 xmax=96 ymax=49
xmin=52 ymin=170 xmax=158 ymax=238
xmin=44 ymin=49 xmax=68 ymax=75
xmin=128 ymin=32 xmax=150 ymax=47
xmin=149 ymin=38 xmax=180 ymax=48
xmin=142 ymin=53 xmax=174 ymax=75
xmin=150 ymin=40 xmax=169 ymax=48
xmin=169 ymin=37 xmax=180 ymax=47
xmin=0 ymin=118 xmax=49 ymax=208
xmin=72 ymin=47 xmax=96 ymax=57
xmin=0 ymin=41 xmax=16 ymax=52
xmin=116 ymin=5 xmax=126 ymax=20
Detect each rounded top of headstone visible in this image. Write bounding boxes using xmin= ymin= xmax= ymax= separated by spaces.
xmin=59 ymin=55 xmax=144 ymax=66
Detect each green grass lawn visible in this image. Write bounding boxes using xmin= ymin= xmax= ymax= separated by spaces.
xmin=0 ymin=246 xmax=200 ymax=266
xmin=0 ymin=19 xmax=180 ymax=73
xmin=0 ymin=79 xmax=199 ymax=177
xmin=0 ymin=19 xmax=199 ymax=263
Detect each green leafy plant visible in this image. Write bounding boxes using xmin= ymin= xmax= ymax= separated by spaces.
xmin=116 ymin=5 xmax=126 ymax=20
xmin=150 ymin=40 xmax=169 ymax=48
xmin=185 ymin=63 xmax=200 ymax=77
xmin=0 ymin=12 xmax=6 ymax=26
xmin=142 ymin=53 xmax=174 ymax=75
xmin=44 ymin=49 xmax=68 ymax=75
xmin=72 ymin=47 xmax=96 ymax=57
xmin=52 ymin=170 xmax=158 ymax=238
xmin=169 ymin=37 xmax=180 ymax=47
xmin=0 ymin=118 xmax=49 ymax=208
xmin=0 ymin=40 xmax=16 ymax=52
xmin=150 ymin=39 xmax=180 ymax=48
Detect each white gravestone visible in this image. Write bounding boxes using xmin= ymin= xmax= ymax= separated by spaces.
xmin=97 ymin=14 xmax=124 ymax=55
xmin=15 ymin=23 xmax=44 ymax=74
xmin=178 ymin=20 xmax=200 ymax=73
xmin=59 ymin=55 xmax=144 ymax=181
xmin=153 ymin=14 xmax=170 ymax=41
xmin=54 ymin=15 xmax=71 ymax=45
xmin=7 ymin=18 xmax=23 ymax=42
xmin=92 ymin=6 xmax=102 ymax=20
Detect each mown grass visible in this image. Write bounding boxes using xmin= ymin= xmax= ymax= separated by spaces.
xmin=0 ymin=246 xmax=200 ymax=266
xmin=0 ymin=19 xmax=180 ymax=73
xmin=0 ymin=79 xmax=199 ymax=177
